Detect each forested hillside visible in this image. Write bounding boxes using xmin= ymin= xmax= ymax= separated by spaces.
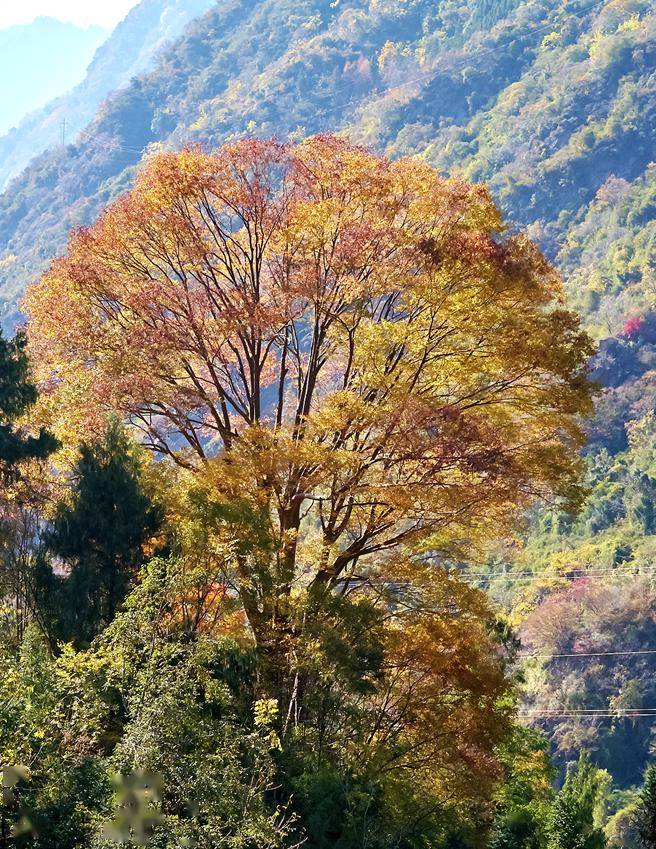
xmin=3 ymin=0 xmax=656 ymax=331
xmin=0 ymin=0 xmax=571 ymax=322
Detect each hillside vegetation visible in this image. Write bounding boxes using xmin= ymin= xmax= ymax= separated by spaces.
xmin=0 ymin=0 xmax=548 ymax=322
xmin=3 ymin=0 xmax=656 ymax=333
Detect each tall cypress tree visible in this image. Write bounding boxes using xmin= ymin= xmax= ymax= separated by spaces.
xmin=547 ymin=752 xmax=606 ymax=849
xmin=636 ymin=763 xmax=656 ymax=849
xmin=37 ymin=422 xmax=163 ymax=647
xmin=0 ymin=330 xmax=57 ymax=480
xmin=0 ymin=330 xmax=58 ymax=646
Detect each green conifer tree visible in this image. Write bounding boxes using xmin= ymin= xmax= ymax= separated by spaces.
xmin=636 ymin=763 xmax=656 ymax=849
xmin=0 ymin=330 xmax=57 ymax=480
xmin=547 ymin=752 xmax=606 ymax=849
xmin=36 ymin=422 xmax=163 ymax=647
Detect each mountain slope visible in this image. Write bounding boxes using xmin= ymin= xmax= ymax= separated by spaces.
xmin=0 ymin=0 xmax=216 ymax=191
xmin=0 ymin=0 xmax=543 ymax=323
xmin=4 ymin=0 xmax=656 ymax=333
xmin=0 ymin=17 xmax=107 ymax=135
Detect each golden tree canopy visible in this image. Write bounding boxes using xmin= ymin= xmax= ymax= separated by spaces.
xmin=25 ymin=134 xmax=593 ymax=602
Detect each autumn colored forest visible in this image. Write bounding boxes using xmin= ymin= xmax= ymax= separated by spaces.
xmin=4 ymin=0 xmax=656 ymax=847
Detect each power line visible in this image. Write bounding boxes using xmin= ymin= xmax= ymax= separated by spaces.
xmin=464 ymin=565 xmax=639 ymax=579
xmin=520 ymin=712 xmax=656 ymax=720
xmin=77 ymin=126 xmax=146 ymax=155
xmin=463 ymin=567 xmax=656 ymax=585
xmin=522 ymin=708 xmax=656 ymax=714
xmin=519 ymin=649 xmax=656 ymax=660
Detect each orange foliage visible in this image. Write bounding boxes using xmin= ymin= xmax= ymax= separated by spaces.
xmin=25 ymin=135 xmax=594 ymax=646
xmin=363 ymin=562 xmax=513 ymax=811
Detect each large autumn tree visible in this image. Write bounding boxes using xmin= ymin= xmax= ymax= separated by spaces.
xmin=25 ymin=134 xmax=593 ymax=665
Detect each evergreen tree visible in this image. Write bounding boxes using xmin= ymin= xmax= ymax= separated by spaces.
xmin=547 ymin=752 xmax=606 ymax=849
xmin=636 ymin=763 xmax=656 ymax=849
xmin=37 ymin=422 xmax=163 ymax=647
xmin=0 ymin=330 xmax=57 ymax=480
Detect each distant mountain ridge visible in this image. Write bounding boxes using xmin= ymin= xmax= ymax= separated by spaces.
xmin=0 ymin=0 xmax=216 ymax=191
xmin=0 ymin=17 xmax=107 ymax=136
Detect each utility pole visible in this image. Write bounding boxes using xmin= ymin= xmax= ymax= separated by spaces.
xmin=61 ymin=118 xmax=67 ymax=149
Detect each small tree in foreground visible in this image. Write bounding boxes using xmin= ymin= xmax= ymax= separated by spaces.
xmin=0 ymin=330 xmax=57 ymax=481
xmin=635 ymin=763 xmax=656 ymax=849
xmin=548 ymin=752 xmax=606 ymax=849
xmin=0 ymin=331 xmax=58 ymax=647
xmin=35 ymin=422 xmax=163 ymax=647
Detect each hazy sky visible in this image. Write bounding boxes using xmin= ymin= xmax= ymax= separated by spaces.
xmin=0 ymin=1 xmax=139 ymax=29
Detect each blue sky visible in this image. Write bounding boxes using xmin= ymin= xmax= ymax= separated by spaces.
xmin=0 ymin=1 xmax=139 ymax=29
